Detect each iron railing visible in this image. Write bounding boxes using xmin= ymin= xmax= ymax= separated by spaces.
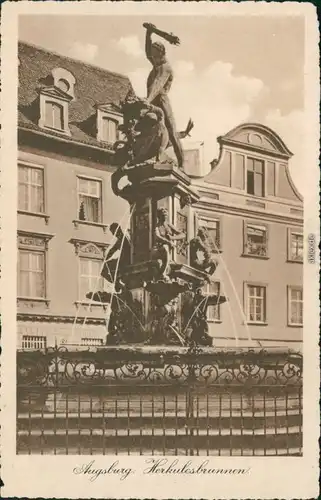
xmin=17 ymin=345 xmax=303 ymax=456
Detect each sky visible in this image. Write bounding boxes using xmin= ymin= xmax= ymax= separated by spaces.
xmin=19 ymin=15 xmax=305 ymax=188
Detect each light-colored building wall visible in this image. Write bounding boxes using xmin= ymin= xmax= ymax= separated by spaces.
xmin=192 ymin=123 xmax=303 ymax=348
xmin=17 ymin=147 xmax=127 ymax=348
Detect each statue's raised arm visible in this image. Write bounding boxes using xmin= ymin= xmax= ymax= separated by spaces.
xmin=143 ymin=23 xmax=180 ymax=55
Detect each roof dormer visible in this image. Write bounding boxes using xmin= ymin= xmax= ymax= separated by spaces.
xmin=96 ymin=103 xmax=123 ymax=144
xmin=38 ymin=68 xmax=75 ymax=135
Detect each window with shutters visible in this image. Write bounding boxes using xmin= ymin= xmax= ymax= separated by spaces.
xmin=247 ymin=157 xmax=264 ymax=197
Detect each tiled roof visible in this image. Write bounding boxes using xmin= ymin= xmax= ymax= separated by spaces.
xmin=18 ymin=41 xmax=134 ymax=150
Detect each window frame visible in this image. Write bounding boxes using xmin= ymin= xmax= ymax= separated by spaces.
xmin=77 ymin=175 xmax=103 ymax=225
xmin=96 ymin=107 xmax=123 ymax=143
xmin=243 ymin=220 xmax=269 ymax=259
xmin=195 ymin=213 xmax=222 ymax=251
xmin=100 ymin=116 xmax=119 ymax=144
xmin=18 ymin=162 xmax=47 ymax=217
xmin=17 ymin=232 xmax=53 ymax=304
xmin=44 ymin=100 xmax=65 ymax=131
xmin=18 ymin=248 xmax=46 ymax=299
xmin=77 ymin=254 xmax=109 ymax=305
xmin=204 ymin=280 xmax=222 ymax=323
xmin=287 ymin=285 xmax=303 ymax=326
xmin=38 ymin=91 xmax=72 ymax=136
xmin=287 ymin=227 xmax=303 ymax=263
xmin=246 ymin=156 xmax=265 ymax=197
xmin=244 ymin=281 xmax=268 ymax=325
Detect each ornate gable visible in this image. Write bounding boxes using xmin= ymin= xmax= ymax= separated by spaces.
xmin=218 ymin=123 xmax=293 ymax=159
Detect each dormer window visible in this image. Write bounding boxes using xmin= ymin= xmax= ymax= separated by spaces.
xmin=96 ymin=103 xmax=122 ymax=144
xmin=38 ymin=67 xmax=75 ymax=136
xmin=101 ymin=117 xmax=118 ymax=143
xmin=44 ymin=101 xmax=64 ymax=130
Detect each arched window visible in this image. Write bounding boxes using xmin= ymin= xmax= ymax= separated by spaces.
xmin=44 ymin=101 xmax=64 ymax=130
xmin=101 ymin=117 xmax=117 ymax=143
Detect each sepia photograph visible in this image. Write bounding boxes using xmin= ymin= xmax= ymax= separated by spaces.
xmin=1 ymin=2 xmax=319 ymax=499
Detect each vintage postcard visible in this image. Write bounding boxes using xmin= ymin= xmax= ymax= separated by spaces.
xmin=1 ymin=1 xmax=319 ymax=498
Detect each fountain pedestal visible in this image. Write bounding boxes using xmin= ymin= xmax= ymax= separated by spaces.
xmin=105 ymin=161 xmax=226 ymax=347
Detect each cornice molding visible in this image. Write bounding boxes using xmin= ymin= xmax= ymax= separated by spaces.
xmin=196 ymin=199 xmax=303 ymax=226
xmin=18 ymin=125 xmax=116 ymax=157
xmin=17 ymin=313 xmax=106 ymax=325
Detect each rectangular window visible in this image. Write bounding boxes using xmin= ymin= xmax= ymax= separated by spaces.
xmin=204 ymin=281 xmax=221 ymax=322
xmin=198 ymin=217 xmax=221 ymax=250
xmin=81 ymin=338 xmax=104 ymax=346
xmin=101 ymin=117 xmax=117 ymax=143
xmin=45 ymin=101 xmax=64 ymax=130
xmin=18 ymin=165 xmax=44 ymax=213
xmin=288 ymin=230 xmax=303 ymax=262
xmin=79 ymin=257 xmax=105 ymax=301
xmin=244 ymin=223 xmax=268 ymax=257
xmin=18 ymin=250 xmax=46 ymax=298
xmin=78 ymin=177 xmax=102 ymax=223
xmin=22 ymin=335 xmax=47 ymax=350
xmin=247 ymin=284 xmax=266 ymax=323
xmin=247 ymin=157 xmax=264 ymax=197
xmin=288 ymin=286 xmax=303 ymax=326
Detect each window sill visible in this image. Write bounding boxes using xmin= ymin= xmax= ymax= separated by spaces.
xmin=286 ymin=258 xmax=303 ymax=264
xmin=74 ymin=301 xmax=109 ymax=309
xmin=287 ymin=323 xmax=303 ymax=328
xmin=241 ymin=253 xmax=269 ymax=260
xmin=73 ymin=219 xmax=108 ymax=232
xmin=207 ymin=319 xmax=222 ymax=324
xmin=18 ymin=210 xmax=50 ymax=224
xmin=246 ymin=321 xmax=268 ymax=326
xmin=17 ymin=297 xmax=50 ymax=308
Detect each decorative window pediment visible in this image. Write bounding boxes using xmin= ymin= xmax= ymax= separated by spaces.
xmin=39 ymin=85 xmax=73 ymax=103
xmin=70 ymin=238 xmax=108 ymax=259
xmin=96 ymin=103 xmax=123 ymax=143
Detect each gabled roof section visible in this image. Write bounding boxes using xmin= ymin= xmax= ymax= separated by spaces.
xmin=217 ymin=122 xmax=293 ymax=159
xmin=18 ymin=41 xmax=134 ymax=149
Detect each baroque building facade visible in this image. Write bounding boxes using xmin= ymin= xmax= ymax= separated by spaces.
xmin=17 ymin=42 xmax=303 ymax=349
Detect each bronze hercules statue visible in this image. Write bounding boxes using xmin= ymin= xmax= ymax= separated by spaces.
xmin=113 ymin=23 xmax=193 ymax=169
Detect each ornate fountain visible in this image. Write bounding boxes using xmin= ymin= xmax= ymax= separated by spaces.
xmin=89 ymin=23 xmax=227 ymax=347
